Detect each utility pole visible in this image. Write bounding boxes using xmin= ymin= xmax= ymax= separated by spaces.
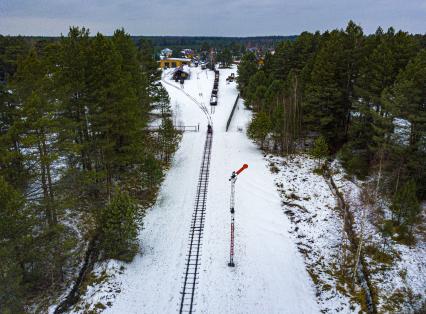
xmin=228 ymin=163 xmax=248 ymax=267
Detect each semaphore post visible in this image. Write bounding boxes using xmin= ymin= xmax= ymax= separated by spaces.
xmin=228 ymin=164 xmax=248 ymax=267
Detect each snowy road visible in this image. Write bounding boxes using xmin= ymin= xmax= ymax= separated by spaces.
xmin=104 ymin=66 xmax=320 ymax=313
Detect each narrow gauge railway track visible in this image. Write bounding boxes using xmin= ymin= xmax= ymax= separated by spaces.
xmin=178 ymin=130 xmax=213 ymax=313
xmin=161 ymin=72 xmax=213 ymax=126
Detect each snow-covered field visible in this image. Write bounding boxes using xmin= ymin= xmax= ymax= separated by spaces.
xmin=71 ymin=66 xmax=320 ymax=313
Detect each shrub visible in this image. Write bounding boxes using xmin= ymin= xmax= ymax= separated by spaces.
xmin=338 ymin=145 xmax=369 ymax=179
xmin=310 ymin=135 xmax=329 ymax=165
xmin=391 ymin=180 xmax=420 ymax=242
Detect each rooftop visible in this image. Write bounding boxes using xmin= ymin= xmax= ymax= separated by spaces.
xmin=160 ymin=58 xmax=191 ymax=62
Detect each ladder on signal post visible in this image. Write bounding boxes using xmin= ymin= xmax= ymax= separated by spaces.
xmin=228 ymin=163 xmax=248 ymax=267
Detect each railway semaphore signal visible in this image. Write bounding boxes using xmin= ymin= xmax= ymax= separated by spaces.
xmin=228 ymin=163 xmax=248 ymax=267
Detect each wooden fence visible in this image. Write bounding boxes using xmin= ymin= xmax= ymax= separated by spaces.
xmin=226 ymin=94 xmax=240 ymax=132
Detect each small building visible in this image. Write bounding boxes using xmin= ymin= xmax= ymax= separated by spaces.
xmin=172 ymin=66 xmax=190 ymax=81
xmin=158 ymin=58 xmax=191 ymax=69
xmin=160 ymin=48 xmax=173 ymax=58
xmin=181 ymin=48 xmax=194 ymax=59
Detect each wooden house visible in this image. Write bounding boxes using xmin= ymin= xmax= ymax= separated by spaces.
xmin=158 ymin=58 xmax=191 ymax=69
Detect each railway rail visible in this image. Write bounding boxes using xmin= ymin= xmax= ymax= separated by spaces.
xmin=161 ymin=69 xmax=214 ymax=313
xmin=178 ymin=129 xmax=213 ymax=313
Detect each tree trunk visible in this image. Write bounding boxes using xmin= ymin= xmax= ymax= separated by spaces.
xmin=353 ymin=206 xmax=366 ymax=282
xmin=38 ymin=138 xmax=52 ymax=225
xmin=375 ymin=147 xmax=383 ymax=200
xmin=42 ymin=136 xmax=57 ymax=224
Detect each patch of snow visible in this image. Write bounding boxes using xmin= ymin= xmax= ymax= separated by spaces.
xmin=393 ymin=117 xmax=411 ymax=146
xmin=70 ymin=260 xmax=125 ymax=313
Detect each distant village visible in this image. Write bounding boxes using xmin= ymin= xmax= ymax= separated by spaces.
xmin=157 ymin=46 xmax=272 ymax=71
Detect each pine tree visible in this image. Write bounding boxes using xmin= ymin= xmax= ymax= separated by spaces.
xmin=99 ymin=189 xmax=140 ymax=261
xmin=388 ymin=49 xmax=426 ymax=198
xmin=237 ymin=52 xmax=258 ymax=97
xmin=268 ymin=73 xmax=302 ymax=154
xmin=12 ymin=45 xmax=77 ymax=290
xmin=341 ymin=21 xmax=364 ymax=137
xmin=310 ymin=135 xmax=329 ymax=166
xmin=0 ymin=83 xmax=28 ymax=191
xmin=114 ymin=29 xmax=150 ymax=116
xmin=141 ymin=152 xmax=163 ymax=190
xmin=0 ymin=176 xmax=28 ymax=314
xmin=391 ymin=180 xmax=420 ymax=236
xmin=248 ymin=111 xmax=272 ymax=150
xmin=244 ymin=70 xmax=268 ymax=110
xmin=1 ymin=38 xmax=32 ymax=192
xmin=83 ymin=34 xmax=132 ymax=199
xmin=217 ymin=48 xmax=233 ymax=68
xmin=271 ymin=31 xmax=320 ymax=82
xmin=155 ymin=85 xmax=171 ymax=117
xmin=14 ymin=48 xmax=59 ymax=225
xmin=56 ymin=27 xmax=93 ymax=173
xmin=138 ymin=38 xmax=161 ymax=104
xmin=0 ymin=35 xmax=31 ymax=82
xmin=159 ymin=117 xmax=179 ymax=163
xmin=346 ymin=27 xmax=407 ymax=180
xmin=304 ymin=31 xmax=346 ymax=150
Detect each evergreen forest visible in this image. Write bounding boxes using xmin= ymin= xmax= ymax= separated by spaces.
xmin=239 ymin=21 xmax=425 ymax=243
xmin=0 ymin=28 xmax=179 ymax=312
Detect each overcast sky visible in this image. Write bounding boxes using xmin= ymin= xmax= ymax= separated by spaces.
xmin=0 ymin=0 xmax=425 ymax=36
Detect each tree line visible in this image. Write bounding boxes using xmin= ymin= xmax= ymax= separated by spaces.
xmin=238 ymin=21 xmax=425 ymax=241
xmin=0 ymin=28 xmax=179 ymax=312
xmin=137 ymin=35 xmax=294 ymax=51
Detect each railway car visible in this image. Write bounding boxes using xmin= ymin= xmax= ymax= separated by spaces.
xmin=210 ymin=95 xmax=217 ymax=106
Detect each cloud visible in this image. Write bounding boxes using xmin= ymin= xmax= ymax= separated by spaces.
xmin=0 ymin=0 xmax=425 ymax=36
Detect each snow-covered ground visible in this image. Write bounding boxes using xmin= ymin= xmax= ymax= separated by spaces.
xmin=267 ymin=155 xmax=359 ymax=313
xmin=268 ymin=154 xmax=426 ymax=313
xmin=331 ymin=165 xmax=426 ymax=313
xmin=72 ymin=65 xmax=320 ymax=313
xmin=67 ymin=64 xmax=425 ymax=314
